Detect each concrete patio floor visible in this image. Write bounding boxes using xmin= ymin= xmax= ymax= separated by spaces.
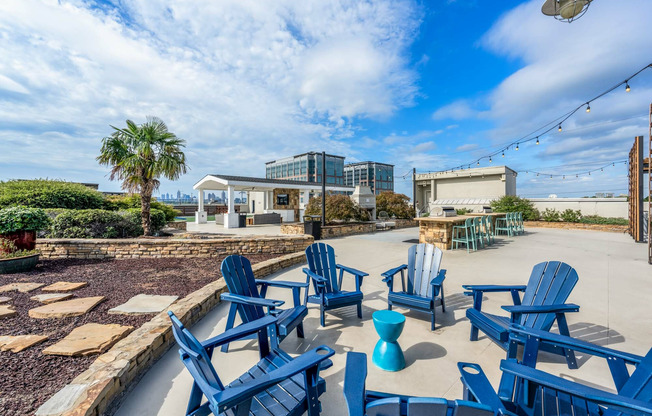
xmin=186 ymin=222 xmax=284 ymax=235
xmin=114 ymin=226 xmax=651 ymax=416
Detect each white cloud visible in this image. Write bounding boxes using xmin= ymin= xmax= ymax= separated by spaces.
xmin=432 ymin=99 xmax=479 ymax=120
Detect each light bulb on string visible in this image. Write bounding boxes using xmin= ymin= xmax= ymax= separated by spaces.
xmin=477 ymin=161 xmax=480 ymax=166
xmin=515 ymin=143 xmax=519 ymax=151
xmin=576 ymin=174 xmax=578 ymax=178
xmin=536 ymin=173 xmax=539 ymax=177
xmin=586 ymin=103 xmax=591 ymax=113
xmin=612 ymin=162 xmax=615 ymax=167
xmin=625 ymin=82 xmax=631 ymax=92
xmin=558 ymin=124 xmax=562 ymax=132
xmin=601 ymin=168 xmax=603 ymax=172
xmin=536 ymin=137 xmax=540 ymax=145
xmin=550 ymin=175 xmax=553 ymax=179
xmin=489 ymin=156 xmax=492 ymax=163
xmin=502 ymin=151 xmax=505 ymax=158
xmin=563 ymin=175 xmax=565 ymax=180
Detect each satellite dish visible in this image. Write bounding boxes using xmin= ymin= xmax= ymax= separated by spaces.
xmin=542 ymin=0 xmax=593 ymax=22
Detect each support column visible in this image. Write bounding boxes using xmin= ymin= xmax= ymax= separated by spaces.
xmin=300 ymin=189 xmax=310 ymax=221
xmin=430 ymin=179 xmax=435 ymax=204
xmin=224 ymin=185 xmax=239 ymax=228
xmin=195 ymin=189 xmax=207 ymax=224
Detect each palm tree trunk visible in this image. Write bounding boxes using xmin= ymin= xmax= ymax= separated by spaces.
xmin=141 ymin=183 xmax=153 ymax=236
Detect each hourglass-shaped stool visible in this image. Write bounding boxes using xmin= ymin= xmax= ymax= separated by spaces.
xmin=371 ymin=310 xmax=406 ymax=371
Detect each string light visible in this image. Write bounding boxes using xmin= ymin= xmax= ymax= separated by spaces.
xmin=625 ymin=82 xmax=631 ymax=92
xmin=515 ymin=143 xmax=519 ymax=151
xmin=558 ymin=124 xmax=562 ymax=132
xmin=585 ymin=103 xmax=591 ymax=113
xmin=489 ymin=156 xmax=492 ymax=163
xmin=502 ymin=151 xmax=505 ymax=158
xmin=477 ymin=161 xmax=480 ymax=166
xmin=536 ymin=137 xmax=540 ymax=145
xmin=563 ymin=175 xmax=565 ymax=179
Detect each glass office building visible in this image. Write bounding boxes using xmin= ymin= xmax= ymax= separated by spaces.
xmin=344 ymin=161 xmax=394 ymax=195
xmin=265 ymin=152 xmax=345 ymax=185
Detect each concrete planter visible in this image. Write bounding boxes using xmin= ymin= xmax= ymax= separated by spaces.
xmin=0 ymin=253 xmax=40 ymax=274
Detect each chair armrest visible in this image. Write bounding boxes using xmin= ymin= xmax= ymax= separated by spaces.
xmin=337 ymin=264 xmax=369 ymax=278
xmin=255 ymin=279 xmax=310 ymax=289
xmin=302 ymin=268 xmax=327 ymax=285
xmin=214 ymin=346 xmax=336 ymax=413
xmin=500 ymin=360 xmax=652 ymax=416
xmin=508 ymin=325 xmax=643 ymax=365
xmin=344 ymin=352 xmax=367 ymax=416
xmin=381 ymin=264 xmax=408 ymax=282
xmin=501 ymin=304 xmax=579 ymax=314
xmin=220 ymin=293 xmax=285 ymax=309
xmin=462 ymin=285 xmax=527 ymax=293
xmin=200 ymin=315 xmax=278 ymax=349
xmin=457 ymin=362 xmax=509 ymax=413
xmin=430 ymin=269 xmax=446 ymax=286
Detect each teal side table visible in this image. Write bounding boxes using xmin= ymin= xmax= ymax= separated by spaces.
xmin=372 ymin=310 xmax=406 ymax=371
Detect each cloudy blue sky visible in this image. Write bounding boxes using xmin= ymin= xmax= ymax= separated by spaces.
xmin=1 ymin=0 xmax=651 ymax=198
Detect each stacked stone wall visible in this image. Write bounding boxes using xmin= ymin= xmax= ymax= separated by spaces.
xmin=281 ymin=222 xmax=376 ymax=238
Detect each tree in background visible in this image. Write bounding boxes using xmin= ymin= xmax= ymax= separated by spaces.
xmin=490 ymin=195 xmax=540 ymax=220
xmin=97 ymin=117 xmax=188 ymax=235
xmin=376 ymin=191 xmax=415 ymax=219
xmin=305 ymin=194 xmax=370 ymax=224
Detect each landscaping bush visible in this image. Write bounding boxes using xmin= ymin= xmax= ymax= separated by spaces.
xmin=0 ymin=238 xmax=39 ymax=258
xmin=0 ymin=206 xmax=51 ymax=233
xmin=48 ymin=208 xmax=166 ymax=238
xmin=541 ymin=208 xmax=561 ymax=222
xmin=0 ymin=179 xmax=105 ymax=209
xmin=561 ymin=209 xmax=582 ymax=223
xmin=376 ymin=191 xmax=415 ymax=219
xmin=104 ymin=194 xmax=179 ymax=221
xmin=456 ymin=208 xmax=470 ymax=215
xmin=491 ymin=196 xmax=539 ymax=220
xmin=305 ymin=194 xmax=370 ymax=224
xmin=580 ymin=215 xmax=628 ymax=226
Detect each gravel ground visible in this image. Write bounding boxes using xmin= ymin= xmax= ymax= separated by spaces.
xmin=0 ymin=255 xmax=277 ymax=416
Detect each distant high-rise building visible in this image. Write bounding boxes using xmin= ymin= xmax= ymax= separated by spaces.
xmin=265 ymin=152 xmax=344 ymax=185
xmin=177 ymin=190 xmax=181 ymax=200
xmin=221 ymin=190 xmax=226 ymax=202
xmin=344 ymin=161 xmax=394 ymax=195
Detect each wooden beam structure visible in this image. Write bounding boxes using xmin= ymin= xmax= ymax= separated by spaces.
xmin=628 ymin=136 xmax=644 ymax=243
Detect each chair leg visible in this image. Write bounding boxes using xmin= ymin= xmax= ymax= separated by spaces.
xmin=320 ymin=304 xmax=326 ymax=327
xmin=220 ymin=304 xmax=238 ymax=353
xmin=440 ymin=292 xmax=446 ymax=313
xmin=296 ymin=322 xmax=305 ymax=338
xmin=430 ymin=310 xmax=436 ymax=331
xmin=388 ymin=302 xmax=393 ymax=311
xmin=470 ymin=325 xmax=479 ymax=341
xmin=357 ymin=303 xmax=362 ymax=319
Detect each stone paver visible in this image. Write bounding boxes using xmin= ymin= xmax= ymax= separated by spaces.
xmin=31 ymin=293 xmax=74 ymax=304
xmin=108 ymin=294 xmax=178 ymax=315
xmin=42 ymin=323 xmax=133 ymax=356
xmin=0 ymin=304 xmax=16 ymax=319
xmin=0 ymin=282 xmax=45 ymax=293
xmin=42 ymin=281 xmax=88 ymax=292
xmin=0 ymin=296 xmax=11 ymax=304
xmin=0 ymin=335 xmax=48 ymax=352
xmin=28 ymin=296 xmax=105 ymax=319
xmin=34 ymin=384 xmax=87 ymax=415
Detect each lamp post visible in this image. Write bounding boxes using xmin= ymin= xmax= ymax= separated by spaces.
xmin=321 ymin=151 xmax=326 ymax=227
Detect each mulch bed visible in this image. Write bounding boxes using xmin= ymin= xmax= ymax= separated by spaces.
xmin=0 ymin=255 xmax=278 ymax=415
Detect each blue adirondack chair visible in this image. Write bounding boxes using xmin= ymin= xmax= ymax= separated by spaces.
xmin=463 ymin=261 xmax=580 ymax=368
xmin=168 ymin=312 xmax=335 ymax=416
xmin=220 ymin=254 xmax=309 ymax=352
xmin=344 ymin=351 xmax=496 ymax=416
xmin=459 ymin=325 xmax=652 ymax=416
xmin=303 ymin=243 xmax=368 ymax=327
xmin=381 ymin=243 xmax=446 ymax=330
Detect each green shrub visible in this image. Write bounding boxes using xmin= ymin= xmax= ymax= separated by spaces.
xmin=0 ymin=206 xmax=51 ymax=233
xmin=456 ymin=208 xmax=470 ymax=215
xmin=121 ymin=208 xmax=166 ymax=235
xmin=0 ymin=179 xmax=105 ymax=209
xmin=305 ymin=194 xmax=370 ymax=224
xmin=580 ymin=215 xmax=628 ymax=226
xmin=491 ymin=196 xmax=539 ymax=220
xmin=376 ymin=191 xmax=415 ymax=219
xmin=420 ymin=212 xmax=430 ymax=217
xmin=104 ymin=194 xmax=179 ymax=221
xmin=541 ymin=208 xmax=561 ymax=222
xmin=50 ymin=209 xmax=137 ymax=238
xmin=561 ymin=209 xmax=582 ymax=223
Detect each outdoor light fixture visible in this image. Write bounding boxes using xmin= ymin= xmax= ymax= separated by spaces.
xmin=586 ymin=103 xmax=591 ymax=113
xmin=542 ymin=0 xmax=593 ymax=23
xmin=477 ymin=161 xmax=480 ymax=166
xmin=489 ymin=156 xmax=492 ymax=163
xmin=502 ymin=151 xmax=505 ymax=157
xmin=515 ymin=143 xmax=519 ymax=151
xmin=536 ymin=137 xmax=540 ymax=145
xmin=625 ymin=82 xmax=631 ymax=92
xmin=558 ymin=124 xmax=562 ymax=132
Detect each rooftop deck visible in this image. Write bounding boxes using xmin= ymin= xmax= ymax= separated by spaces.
xmin=115 ymin=226 xmax=651 ymax=416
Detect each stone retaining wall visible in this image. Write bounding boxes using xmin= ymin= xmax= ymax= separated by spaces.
xmin=281 ymin=222 xmax=376 ymax=238
xmin=392 ymin=219 xmax=417 ymax=228
xmin=524 ymin=221 xmax=628 ymax=233
xmin=165 ymin=221 xmax=187 ymax=231
xmin=36 ymin=251 xmax=307 ymax=416
xmin=36 ymin=235 xmax=313 ymax=260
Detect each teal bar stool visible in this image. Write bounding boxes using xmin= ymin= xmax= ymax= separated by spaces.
xmin=495 ymin=213 xmax=513 ymax=237
xmin=481 ymin=215 xmax=494 ymax=245
xmin=472 ymin=216 xmax=484 ymax=249
xmin=452 ymin=217 xmax=476 ymax=252
xmin=372 ymin=310 xmax=406 ymax=372
xmin=516 ymin=212 xmax=525 ymax=234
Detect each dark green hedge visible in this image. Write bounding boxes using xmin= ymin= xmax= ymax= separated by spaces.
xmin=0 ymin=179 xmax=105 ymax=210
xmin=48 ymin=208 xmax=166 ymax=238
xmin=104 ymin=194 xmax=179 ymax=222
xmin=491 ymin=196 xmax=540 ymax=220
xmin=0 ymin=206 xmax=51 ymax=233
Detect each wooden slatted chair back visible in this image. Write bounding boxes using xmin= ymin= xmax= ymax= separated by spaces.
xmin=221 ymin=255 xmax=265 ymax=322
xmin=520 ymin=261 xmax=579 ymax=330
xmin=406 ymin=243 xmax=443 ymax=298
xmin=168 ymin=312 xmax=225 ymax=392
xmin=620 ymin=349 xmax=652 ymax=404
xmin=306 ymin=243 xmax=340 ymax=294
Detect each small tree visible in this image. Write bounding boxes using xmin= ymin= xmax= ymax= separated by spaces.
xmin=491 ymin=195 xmax=539 ymax=221
xmin=305 ymin=194 xmax=369 ymax=224
xmin=97 ymin=117 xmax=188 ymax=235
xmin=376 ymin=191 xmax=415 ymax=219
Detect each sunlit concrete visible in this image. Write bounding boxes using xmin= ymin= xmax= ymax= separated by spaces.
xmin=185 ymin=222 xmax=284 ymax=236
xmin=115 ymin=226 xmax=651 ymax=416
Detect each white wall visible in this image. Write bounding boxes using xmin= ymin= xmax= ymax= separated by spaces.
xmin=529 ymin=198 xmax=627 ymax=218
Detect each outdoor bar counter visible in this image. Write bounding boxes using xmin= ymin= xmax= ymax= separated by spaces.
xmin=415 ymin=213 xmax=505 ymax=250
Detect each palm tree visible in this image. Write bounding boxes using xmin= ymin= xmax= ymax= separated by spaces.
xmin=97 ymin=117 xmax=188 ymax=236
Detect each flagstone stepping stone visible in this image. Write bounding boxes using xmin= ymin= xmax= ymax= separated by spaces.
xmin=0 ymin=296 xmax=11 ymax=304
xmin=108 ymin=294 xmax=178 ymax=315
xmin=42 ymin=323 xmax=133 ymax=356
xmin=0 ymin=335 xmax=48 ymax=352
xmin=28 ymin=296 xmax=105 ymax=319
xmin=0 ymin=304 xmax=16 ymax=319
xmin=0 ymin=282 xmax=45 ymax=293
xmin=42 ymin=281 xmax=88 ymax=292
xmin=30 ymin=293 xmax=74 ymax=304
